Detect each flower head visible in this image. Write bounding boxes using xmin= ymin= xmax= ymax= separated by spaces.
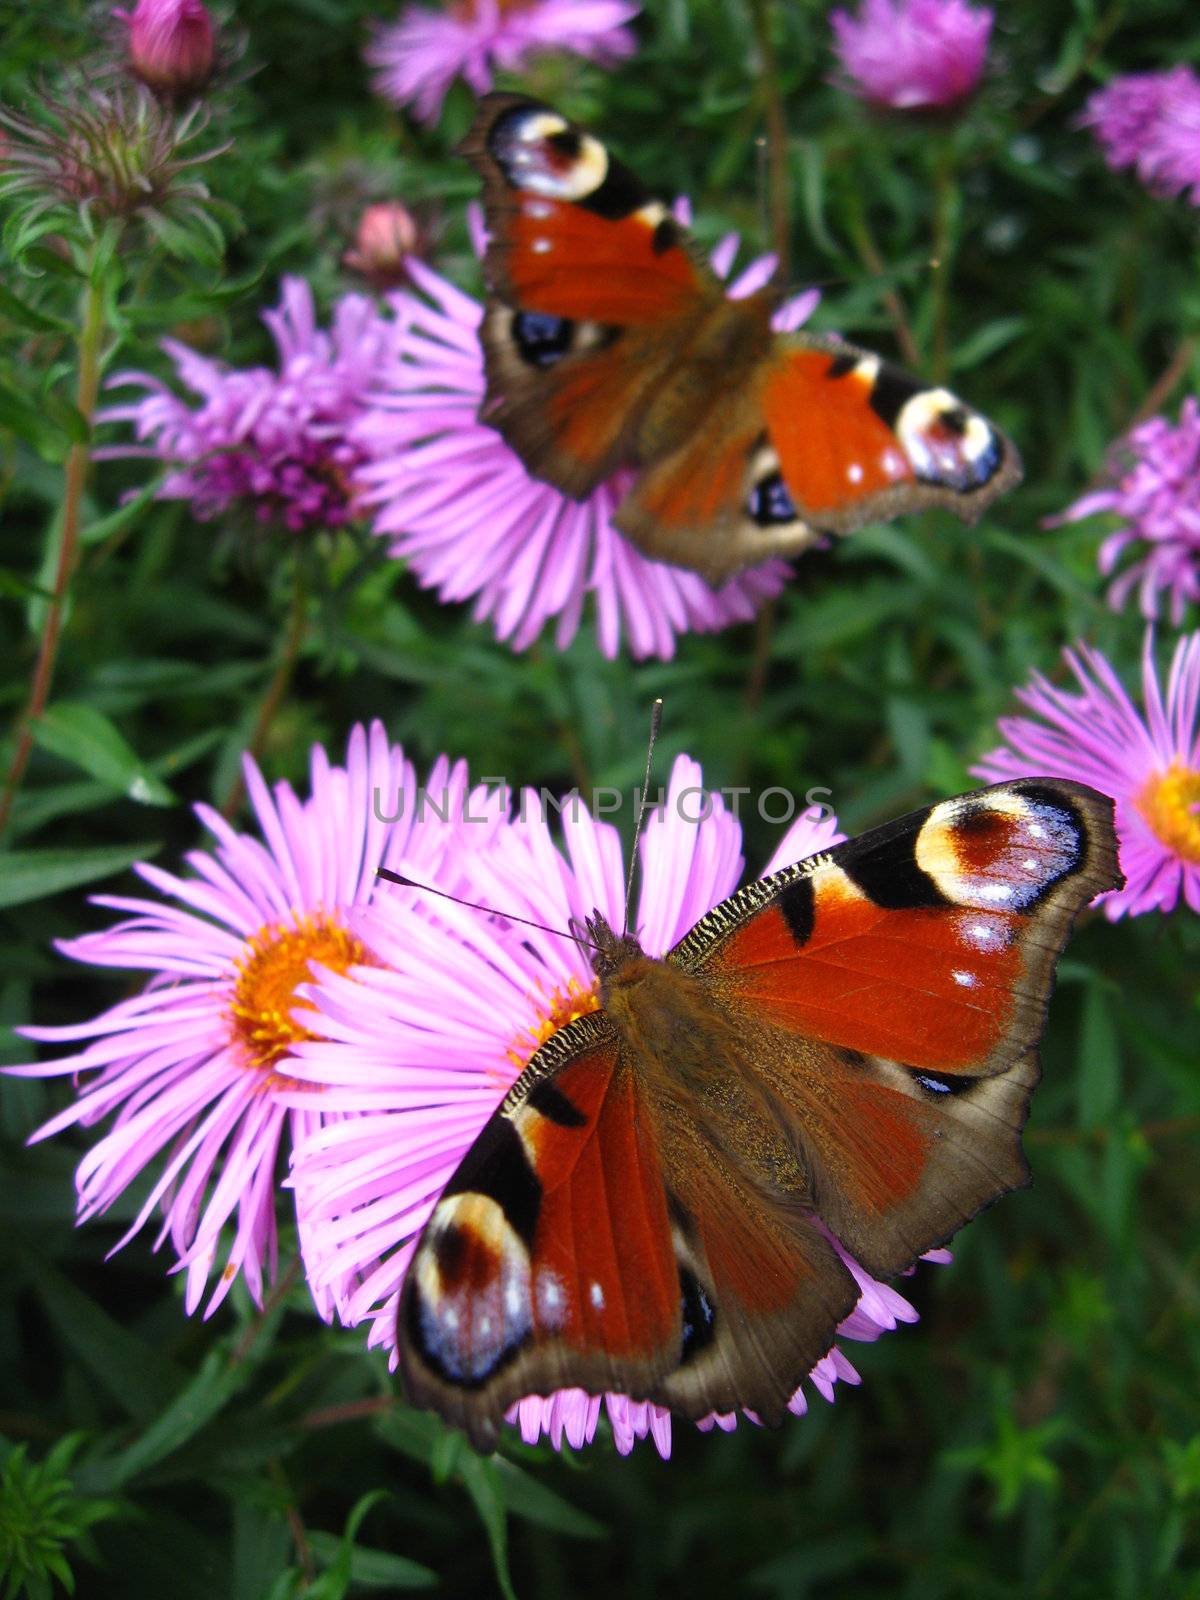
xmin=353 ymin=212 xmax=815 ymax=660
xmin=116 ymin=0 xmax=217 ymax=100
xmin=366 ymin=0 xmax=639 ymax=126
xmin=286 ymin=761 xmax=939 ymax=1456
xmin=8 ymin=725 xmax=489 ymax=1317
xmin=344 ymin=200 xmax=425 ymax=289
xmin=830 ymin=0 xmax=993 ymax=112
xmin=100 ymin=278 xmax=396 ymax=533
xmin=1057 ymin=397 xmax=1200 ymax=625
xmin=0 ymin=80 xmax=225 ymax=237
xmin=1080 ymin=66 xmax=1200 ymax=205
xmin=974 ymin=631 xmax=1200 ymax=919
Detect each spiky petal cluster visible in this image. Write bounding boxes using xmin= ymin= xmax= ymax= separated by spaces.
xmin=366 ymin=0 xmax=640 ymax=125
xmin=100 ymin=278 xmax=397 ymax=533
xmin=1080 ymin=67 xmax=1200 ymax=204
xmin=830 ymin=0 xmax=993 ymax=111
xmin=1057 ymin=397 xmax=1200 ymax=624
xmin=8 ymin=725 xmax=495 ymax=1317
xmin=0 ymin=81 xmax=225 ymax=236
xmin=974 ymin=631 xmax=1200 ymax=919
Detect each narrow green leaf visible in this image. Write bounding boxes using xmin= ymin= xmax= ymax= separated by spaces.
xmin=1077 ymin=981 xmax=1121 ymax=1131
xmin=0 ymin=280 xmax=73 ymax=335
xmin=0 ymin=842 xmax=157 ymax=907
xmin=34 ymin=703 xmax=175 ymax=806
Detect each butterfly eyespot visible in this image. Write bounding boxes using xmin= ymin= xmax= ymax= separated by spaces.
xmin=546 ymin=128 xmax=583 ymax=160
xmin=512 ymin=310 xmax=576 ymax=368
xmin=897 ymin=389 xmax=1004 ymax=492
xmin=679 ymin=1266 xmax=717 ymax=1364
xmin=912 ymin=1071 xmax=975 ymax=1098
xmin=748 ymin=470 xmax=798 ymax=527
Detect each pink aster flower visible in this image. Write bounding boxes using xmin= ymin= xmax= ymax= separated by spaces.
xmin=1056 ymin=397 xmax=1200 ymax=625
xmin=1080 ymin=66 xmax=1200 ymax=204
xmin=366 ymin=1 xmax=639 ymax=126
xmin=8 ymin=725 xmax=492 ymax=1318
xmin=286 ymin=759 xmax=942 ymax=1457
xmin=974 ymin=630 xmax=1200 ymax=919
xmin=99 ymin=277 xmax=396 ymax=534
xmin=353 ymin=208 xmax=816 ymax=660
xmin=830 ymin=0 xmax=992 ymax=112
xmin=115 ymin=0 xmax=216 ymax=99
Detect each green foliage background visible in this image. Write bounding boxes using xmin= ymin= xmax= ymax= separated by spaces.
xmin=2 ymin=0 xmax=1200 ymax=1595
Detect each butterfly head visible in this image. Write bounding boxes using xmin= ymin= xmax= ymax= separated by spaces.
xmin=574 ymin=910 xmax=645 ymax=984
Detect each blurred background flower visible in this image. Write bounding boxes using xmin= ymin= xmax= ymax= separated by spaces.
xmin=100 ymin=278 xmax=397 ymax=533
xmin=1080 ymin=65 xmax=1200 ymax=204
xmin=829 ymin=0 xmax=993 ymax=111
xmin=366 ymin=0 xmax=640 ymax=124
xmin=1056 ymin=396 xmax=1200 ymax=624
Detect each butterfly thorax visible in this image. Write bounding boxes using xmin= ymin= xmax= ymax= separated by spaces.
xmin=635 ymin=293 xmax=774 ymax=464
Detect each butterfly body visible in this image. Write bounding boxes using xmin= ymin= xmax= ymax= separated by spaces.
xmin=397 ymin=779 xmax=1122 ymax=1451
xmin=460 ymin=94 xmax=1022 ymax=586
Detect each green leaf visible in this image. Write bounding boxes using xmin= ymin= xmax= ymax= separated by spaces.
xmin=31 ymin=1265 xmax=185 ymax=1423
xmin=0 ymin=842 xmax=157 ymax=907
xmin=0 ymin=281 xmax=73 ymax=335
xmin=33 ymin=703 xmax=175 ymax=806
xmin=1077 ymin=980 xmax=1121 ymax=1131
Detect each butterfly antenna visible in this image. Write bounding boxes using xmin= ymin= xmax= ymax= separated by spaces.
xmin=623 ymin=697 xmax=663 ymax=937
xmin=376 ymin=868 xmax=601 ymax=953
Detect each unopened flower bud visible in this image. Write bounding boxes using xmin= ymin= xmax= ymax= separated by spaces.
xmin=343 ymin=200 xmax=422 ymax=288
xmin=116 ymin=0 xmax=216 ymax=100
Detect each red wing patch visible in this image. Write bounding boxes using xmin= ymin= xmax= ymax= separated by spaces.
xmin=680 ymin=780 xmax=1121 ymax=1079
xmin=763 ymin=349 xmax=915 ymax=515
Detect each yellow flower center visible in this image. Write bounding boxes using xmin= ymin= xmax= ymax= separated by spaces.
xmin=229 ymin=912 xmax=366 ymax=1087
xmin=507 ymin=974 xmax=601 ymax=1078
xmin=1136 ymin=762 xmax=1200 ymax=865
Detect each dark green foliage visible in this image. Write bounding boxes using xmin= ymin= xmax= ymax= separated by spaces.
xmin=2 ymin=1 xmax=1199 ymax=1595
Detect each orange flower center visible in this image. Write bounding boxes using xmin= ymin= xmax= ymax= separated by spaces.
xmin=1136 ymin=762 xmax=1200 ymax=865
xmin=507 ymin=974 xmax=602 ymax=1078
xmin=230 ymin=912 xmax=366 ymax=1087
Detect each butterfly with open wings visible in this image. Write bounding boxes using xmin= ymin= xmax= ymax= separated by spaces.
xmin=394 ymin=776 xmax=1120 ymax=1451
xmin=458 ymin=93 xmax=1023 ymax=587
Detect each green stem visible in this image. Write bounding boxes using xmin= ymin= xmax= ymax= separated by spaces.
xmin=0 ymin=258 xmax=107 ymax=839
xmin=747 ymin=0 xmax=791 ymax=275
xmin=845 ymin=191 xmax=922 ymax=368
xmin=219 ymin=568 xmax=310 ymax=820
xmin=930 ymin=140 xmax=957 ymax=383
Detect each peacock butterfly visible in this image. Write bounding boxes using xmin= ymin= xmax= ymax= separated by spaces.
xmin=457 ymin=93 xmax=1023 ymax=588
xmin=393 ymin=776 xmax=1120 ymax=1449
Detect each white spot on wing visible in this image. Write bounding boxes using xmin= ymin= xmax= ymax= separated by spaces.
xmin=589 ymin=1281 xmax=605 ymax=1311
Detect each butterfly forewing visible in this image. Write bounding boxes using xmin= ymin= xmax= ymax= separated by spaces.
xmin=670 ymin=778 xmax=1122 ymax=1276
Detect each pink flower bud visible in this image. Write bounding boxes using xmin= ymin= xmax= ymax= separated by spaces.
xmin=343 ymin=200 xmax=422 ymax=288
xmin=115 ymin=0 xmax=216 ymax=99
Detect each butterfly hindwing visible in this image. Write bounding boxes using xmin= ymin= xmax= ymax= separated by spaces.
xmin=671 ymin=778 xmax=1122 ymax=1276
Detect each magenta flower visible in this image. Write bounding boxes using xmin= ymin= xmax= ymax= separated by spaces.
xmin=8 ymin=725 xmax=489 ymax=1318
xmin=115 ymin=0 xmax=216 ymax=99
xmin=286 ymin=760 xmax=942 ymax=1456
xmin=366 ymin=1 xmax=639 ymax=126
xmin=353 ymin=211 xmax=816 ymax=660
xmin=1080 ymin=67 xmax=1200 ymax=205
xmin=830 ymin=0 xmax=992 ymax=111
xmin=974 ymin=631 xmax=1200 ymax=919
xmin=100 ymin=278 xmax=396 ymax=534
xmin=1056 ymin=397 xmax=1200 ymax=625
